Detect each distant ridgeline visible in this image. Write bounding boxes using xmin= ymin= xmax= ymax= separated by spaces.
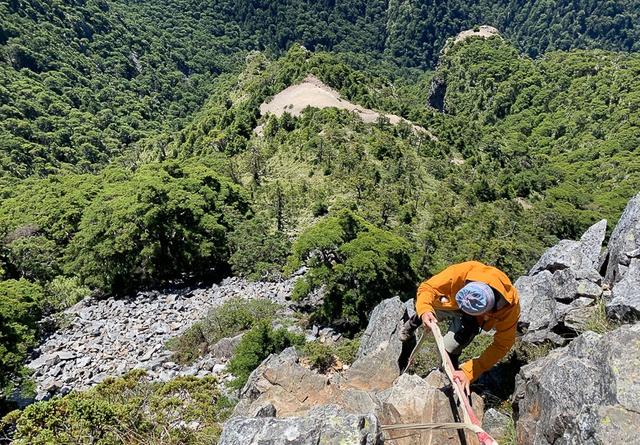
xmin=2 ymin=0 xmax=640 ymax=178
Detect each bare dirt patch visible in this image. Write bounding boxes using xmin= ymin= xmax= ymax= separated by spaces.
xmin=257 ymin=74 xmax=436 ymax=139
xmin=454 ymin=25 xmax=500 ymax=44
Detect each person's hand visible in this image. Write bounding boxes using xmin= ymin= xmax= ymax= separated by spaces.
xmin=452 ymin=370 xmax=470 ymax=396
xmin=421 ymin=311 xmax=437 ymax=328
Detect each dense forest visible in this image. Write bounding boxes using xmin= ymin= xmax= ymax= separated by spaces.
xmin=2 ymin=0 xmax=640 ymax=442
xmin=2 ymin=0 xmax=640 ymax=178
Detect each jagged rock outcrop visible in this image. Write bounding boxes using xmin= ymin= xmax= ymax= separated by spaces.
xmin=224 ymin=297 xmax=483 ymax=445
xmin=604 ymin=192 xmax=640 ymax=286
xmin=601 ymin=193 xmax=640 ymax=321
xmin=346 ymin=297 xmax=415 ymax=391
xmin=516 ymin=220 xmax=607 ymax=344
xmin=219 ymin=405 xmax=382 ymax=445
xmin=513 ymin=324 xmax=640 ymax=444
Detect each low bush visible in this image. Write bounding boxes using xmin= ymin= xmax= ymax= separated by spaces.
xmin=227 ymin=321 xmax=305 ymax=389
xmin=6 ymin=370 xmax=233 ymax=445
xmin=167 ymin=298 xmax=280 ymax=364
xmin=299 ymin=337 xmax=361 ymax=372
xmin=44 ymin=276 xmax=91 ymax=312
xmin=0 ymin=279 xmax=43 ymax=397
xmin=300 ymin=342 xmax=336 ymax=372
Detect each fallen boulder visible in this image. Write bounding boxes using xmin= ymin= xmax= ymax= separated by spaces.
xmin=513 ymin=324 xmax=640 ymax=444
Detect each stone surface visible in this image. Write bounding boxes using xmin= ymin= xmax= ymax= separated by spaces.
xmin=604 ymin=193 xmax=640 ymax=286
xmin=210 ymin=333 xmax=244 ymax=360
xmin=219 ymin=405 xmax=381 ymax=445
xmin=529 ymin=220 xmax=606 ymax=276
xmin=513 ymin=324 xmax=640 ymax=444
xmin=579 ymin=219 xmax=608 ymax=269
xmin=516 ymin=221 xmax=607 ymax=344
xmin=378 ymin=372 xmax=483 ymax=445
xmin=26 ymin=275 xmax=302 ymax=399
xmin=229 ymin=298 xmax=483 ymax=445
xmin=481 ymin=408 xmax=511 ymax=442
xmin=356 ymin=297 xmax=408 ymax=360
xmin=346 ymin=297 xmax=415 ymax=391
xmin=606 ymin=258 xmax=640 ymax=321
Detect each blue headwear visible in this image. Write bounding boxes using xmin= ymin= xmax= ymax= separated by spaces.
xmin=455 ymin=282 xmax=495 ymax=315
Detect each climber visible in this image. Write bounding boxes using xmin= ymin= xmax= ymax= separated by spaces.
xmin=400 ymin=260 xmax=520 ymax=395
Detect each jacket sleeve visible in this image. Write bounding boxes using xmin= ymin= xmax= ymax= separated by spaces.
xmin=415 ymin=263 xmax=463 ymax=316
xmin=459 ymin=303 xmax=520 ymax=382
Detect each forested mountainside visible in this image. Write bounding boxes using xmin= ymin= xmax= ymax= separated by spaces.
xmin=2 ymin=0 xmax=640 ymax=442
xmin=2 ymin=0 xmax=640 ymax=178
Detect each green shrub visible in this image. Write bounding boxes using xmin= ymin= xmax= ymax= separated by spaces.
xmin=0 ymin=279 xmax=43 ymax=396
xmin=287 ymin=210 xmax=416 ymax=329
xmin=5 ymin=235 xmax=59 ymax=282
xmin=228 ymin=214 xmax=291 ymax=280
xmin=334 ymin=337 xmax=361 ymax=365
xmin=227 ymin=321 xmax=305 ymax=390
xmin=9 ymin=370 xmax=233 ymax=445
xmin=311 ymin=201 xmax=329 ymax=217
xmin=299 ymin=337 xmax=361 ymax=372
xmin=167 ymin=298 xmax=280 ymax=364
xmin=65 ymin=162 xmax=249 ymax=295
xmin=300 ymin=342 xmax=336 ymax=372
xmin=166 ymin=323 xmax=209 ymax=365
xmin=44 ymin=276 xmax=91 ymax=312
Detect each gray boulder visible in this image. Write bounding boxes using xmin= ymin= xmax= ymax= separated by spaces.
xmin=346 ymin=297 xmax=414 ymax=391
xmin=482 ymin=408 xmax=512 ymax=442
xmin=604 ymin=192 xmax=640 ymax=286
xmin=218 ymin=404 xmax=381 ymax=445
xmin=516 ymin=221 xmax=606 ymax=344
xmin=606 ymin=257 xmax=640 ymax=321
xmin=513 ymin=324 xmax=640 ymax=444
xmin=529 ymin=220 xmax=606 ymax=276
xmin=210 ymin=333 xmax=244 ymax=360
xmin=356 ymin=296 xmax=409 ymax=360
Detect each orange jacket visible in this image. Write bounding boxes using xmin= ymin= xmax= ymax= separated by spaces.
xmin=416 ymin=261 xmax=520 ymax=382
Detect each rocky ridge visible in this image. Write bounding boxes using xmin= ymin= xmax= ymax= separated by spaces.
xmin=217 ymin=193 xmax=640 ymax=445
xmin=515 ymin=194 xmax=640 ymax=344
xmin=221 ymin=297 xmax=485 ymax=445
xmin=515 ymin=219 xmax=607 ymax=344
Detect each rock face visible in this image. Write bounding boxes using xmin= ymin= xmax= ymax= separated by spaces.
xmin=25 ymin=276 xmax=300 ymax=400
xmin=516 ymin=220 xmax=606 ymax=344
xmin=601 ymin=193 xmax=640 ymax=321
xmin=481 ymin=408 xmax=512 ymax=442
xmin=219 ymin=405 xmax=381 ymax=445
xmin=604 ymin=192 xmax=640 ymax=286
xmin=224 ymin=297 xmax=483 ymax=445
xmin=607 ymin=258 xmax=640 ymax=321
xmin=513 ymin=324 xmax=640 ymax=444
